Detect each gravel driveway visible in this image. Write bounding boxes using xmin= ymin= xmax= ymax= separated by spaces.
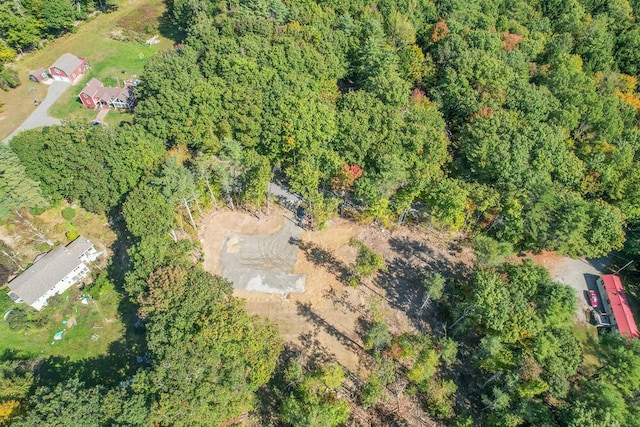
xmin=3 ymin=80 xmax=69 ymax=143
xmin=537 ymin=256 xmax=607 ymax=323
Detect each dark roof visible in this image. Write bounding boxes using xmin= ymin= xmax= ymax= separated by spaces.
xmin=7 ymin=237 xmax=94 ymax=305
xmin=29 ymin=68 xmax=47 ymax=77
xmin=82 ymin=78 xmax=104 ymax=96
xmin=602 ymin=275 xmax=640 ymax=339
xmin=50 ymin=53 xmax=84 ymax=75
xmin=80 ymin=78 xmax=132 ymax=104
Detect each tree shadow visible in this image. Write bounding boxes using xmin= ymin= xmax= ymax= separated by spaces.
xmin=254 ymin=343 xmax=301 ymax=427
xmin=322 ymin=286 xmax=359 ymax=314
xmin=158 ymin=8 xmax=185 ymax=43
xmin=289 ymin=237 xmax=353 ymax=285
xmin=298 ymin=329 xmax=339 ymax=369
xmin=295 ymin=301 xmax=363 ymax=355
xmin=379 ymin=236 xmax=473 ymax=332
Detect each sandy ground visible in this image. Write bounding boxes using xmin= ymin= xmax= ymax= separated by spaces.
xmin=202 ymin=211 xmax=369 ymax=374
xmin=199 ymin=210 xmax=284 ymax=275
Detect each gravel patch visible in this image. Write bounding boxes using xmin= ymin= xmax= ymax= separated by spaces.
xmin=221 ymin=215 xmax=305 ymax=294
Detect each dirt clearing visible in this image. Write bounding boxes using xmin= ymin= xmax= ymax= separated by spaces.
xmin=200 ymin=208 xmax=475 ymax=376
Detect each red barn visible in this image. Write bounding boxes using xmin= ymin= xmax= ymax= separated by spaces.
xmin=49 ymin=53 xmax=89 ymax=84
xmin=597 ymin=275 xmax=640 ymax=339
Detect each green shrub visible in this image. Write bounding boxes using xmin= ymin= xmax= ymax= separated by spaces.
xmin=474 ymin=235 xmax=513 ymax=265
xmin=425 ymin=379 xmax=458 ymax=419
xmin=61 ymin=207 xmax=76 ymax=221
xmin=360 ymin=374 xmax=384 ymax=408
xmin=85 ymin=273 xmax=112 ymax=301
xmin=5 ymin=308 xmax=28 ymax=330
xmin=65 ymin=230 xmax=80 ymax=241
xmin=0 ymin=68 xmax=20 ymax=91
xmin=365 ymin=321 xmax=392 ymax=351
xmin=347 ymin=274 xmax=360 ymax=287
xmin=350 ymin=239 xmax=384 ymax=278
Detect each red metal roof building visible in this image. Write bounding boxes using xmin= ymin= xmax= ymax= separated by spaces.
xmin=598 ymin=275 xmax=639 ymax=339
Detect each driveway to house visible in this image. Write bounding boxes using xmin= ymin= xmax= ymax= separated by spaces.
xmin=531 ymin=253 xmax=608 ymax=323
xmin=3 ymin=81 xmax=69 ymax=143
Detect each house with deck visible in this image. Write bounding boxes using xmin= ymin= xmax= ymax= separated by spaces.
xmin=7 ymin=236 xmax=101 ymax=310
xmin=48 ymin=53 xmax=89 ymax=84
xmin=78 ymin=78 xmax=135 ymax=110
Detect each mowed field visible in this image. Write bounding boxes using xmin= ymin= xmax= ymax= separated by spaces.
xmin=0 ymin=0 xmax=174 ymax=138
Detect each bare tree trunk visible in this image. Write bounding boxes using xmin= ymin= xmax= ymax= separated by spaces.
xmin=2 ymin=250 xmax=24 ymax=272
xmin=418 ymin=292 xmax=431 ymax=313
xmin=205 ymin=181 xmax=219 ymax=210
xmin=169 ymin=229 xmax=178 ymax=242
xmin=192 ymin=192 xmax=203 ymax=215
xmin=225 ymin=187 xmax=235 ymax=210
xmin=13 ymin=210 xmax=53 ymax=246
xmin=182 ymin=198 xmax=197 ymax=230
xmin=480 ymin=371 xmax=503 ymax=389
xmin=266 ymin=183 xmax=271 ymax=216
xmin=448 ymin=306 xmax=473 ymax=330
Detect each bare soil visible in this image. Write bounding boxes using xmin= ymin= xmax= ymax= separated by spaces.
xmin=200 ymin=208 xmax=476 ymax=425
xmin=0 ymin=204 xmax=115 ymax=257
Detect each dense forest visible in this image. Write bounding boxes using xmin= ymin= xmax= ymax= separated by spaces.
xmin=2 ymin=0 xmax=640 ymax=425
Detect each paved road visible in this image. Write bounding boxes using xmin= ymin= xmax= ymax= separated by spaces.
xmin=3 ymin=81 xmax=69 ymax=143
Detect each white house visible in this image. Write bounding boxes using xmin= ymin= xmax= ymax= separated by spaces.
xmin=7 ymin=236 xmax=101 ymax=310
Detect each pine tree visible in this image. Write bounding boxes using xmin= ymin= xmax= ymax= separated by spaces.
xmin=0 ymin=145 xmax=47 ymax=220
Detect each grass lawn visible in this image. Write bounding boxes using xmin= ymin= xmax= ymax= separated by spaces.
xmin=0 ymin=201 xmax=117 ymax=263
xmin=572 ymin=323 xmax=601 ymax=374
xmin=0 ymin=283 xmax=123 ymax=361
xmin=0 ymin=0 xmax=173 ymax=138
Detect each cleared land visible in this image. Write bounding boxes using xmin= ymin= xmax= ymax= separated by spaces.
xmin=221 ymin=216 xmax=305 ymax=294
xmin=200 ymin=207 xmax=476 ymax=376
xmin=0 ymin=0 xmax=173 ymax=138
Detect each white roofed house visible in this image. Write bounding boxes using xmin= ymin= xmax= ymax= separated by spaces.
xmin=7 ymin=236 xmax=101 ymax=310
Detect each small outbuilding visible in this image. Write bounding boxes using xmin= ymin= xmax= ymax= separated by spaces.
xmin=49 ymin=53 xmax=89 ymax=84
xmin=28 ymin=68 xmax=50 ymax=83
xmin=7 ymin=236 xmax=101 ymax=311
